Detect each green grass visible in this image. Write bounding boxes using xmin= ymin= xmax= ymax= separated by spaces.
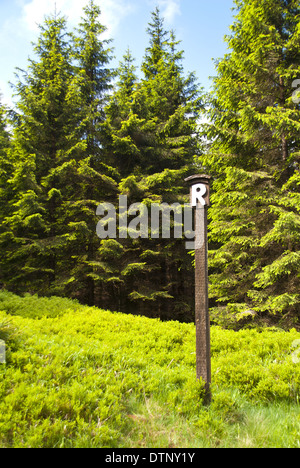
xmin=0 ymin=290 xmax=300 ymax=448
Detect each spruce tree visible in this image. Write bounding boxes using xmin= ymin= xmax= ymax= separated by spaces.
xmin=105 ymin=9 xmax=202 ymax=177
xmin=101 ymin=9 xmax=203 ymax=320
xmin=135 ymin=9 xmax=202 ymax=320
xmin=142 ymin=6 xmax=169 ymax=79
xmin=141 ymin=8 xmax=202 ymax=174
xmin=0 ymin=14 xmax=76 ymax=293
xmin=103 ymin=48 xmax=142 ymax=176
xmin=14 ymin=14 xmax=82 ymax=180
xmin=64 ymin=0 xmax=117 ymax=305
xmin=204 ymin=0 xmax=300 ymax=325
xmin=73 ymin=0 xmax=113 ymax=160
xmin=2 ymin=9 xmax=117 ymax=301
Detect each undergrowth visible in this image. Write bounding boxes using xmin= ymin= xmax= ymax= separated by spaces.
xmin=0 ymin=290 xmax=300 ymax=448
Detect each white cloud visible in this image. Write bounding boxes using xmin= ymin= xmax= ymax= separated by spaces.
xmin=156 ymin=0 xmax=181 ymax=25
xmin=22 ymin=0 xmax=82 ymax=32
xmin=21 ymin=0 xmax=134 ymax=38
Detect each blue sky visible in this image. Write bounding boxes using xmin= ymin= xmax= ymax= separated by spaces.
xmin=0 ymin=0 xmax=235 ymax=108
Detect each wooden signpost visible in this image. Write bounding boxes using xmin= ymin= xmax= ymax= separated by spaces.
xmin=185 ymin=174 xmax=212 ymax=402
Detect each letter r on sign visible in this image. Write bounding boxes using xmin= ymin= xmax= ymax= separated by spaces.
xmin=192 ymin=184 xmax=207 ymax=207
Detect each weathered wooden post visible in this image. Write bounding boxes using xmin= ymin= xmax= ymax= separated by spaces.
xmin=185 ymin=174 xmax=211 ymax=402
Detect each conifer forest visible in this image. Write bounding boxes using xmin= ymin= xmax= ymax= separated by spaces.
xmin=1 ymin=0 xmax=300 ymax=450
xmin=0 ymin=0 xmax=299 ymax=326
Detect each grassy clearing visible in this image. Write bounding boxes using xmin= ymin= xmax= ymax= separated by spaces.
xmin=0 ymin=290 xmax=300 ymax=448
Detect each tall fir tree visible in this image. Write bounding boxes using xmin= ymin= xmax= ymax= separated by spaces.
xmin=0 ymin=13 xmax=79 ymax=293
xmin=103 ymin=48 xmax=142 ymax=176
xmin=1 ymin=9 xmax=117 ymax=301
xmin=14 ymin=14 xmax=83 ymax=180
xmin=104 ymin=8 xmax=202 ymax=177
xmin=204 ymin=0 xmax=300 ymax=325
xmin=142 ymin=6 xmax=169 ymax=79
xmin=141 ymin=8 xmax=202 ymax=174
xmin=73 ymin=0 xmax=113 ymax=161
xmin=100 ymin=9 xmax=203 ymax=320
xmin=65 ymin=0 xmax=117 ymax=305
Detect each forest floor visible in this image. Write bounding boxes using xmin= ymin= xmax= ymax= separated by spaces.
xmin=1 ymin=291 xmax=300 ymax=448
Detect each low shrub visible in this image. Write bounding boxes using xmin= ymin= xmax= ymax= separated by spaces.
xmin=0 ymin=292 xmax=300 ymax=447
